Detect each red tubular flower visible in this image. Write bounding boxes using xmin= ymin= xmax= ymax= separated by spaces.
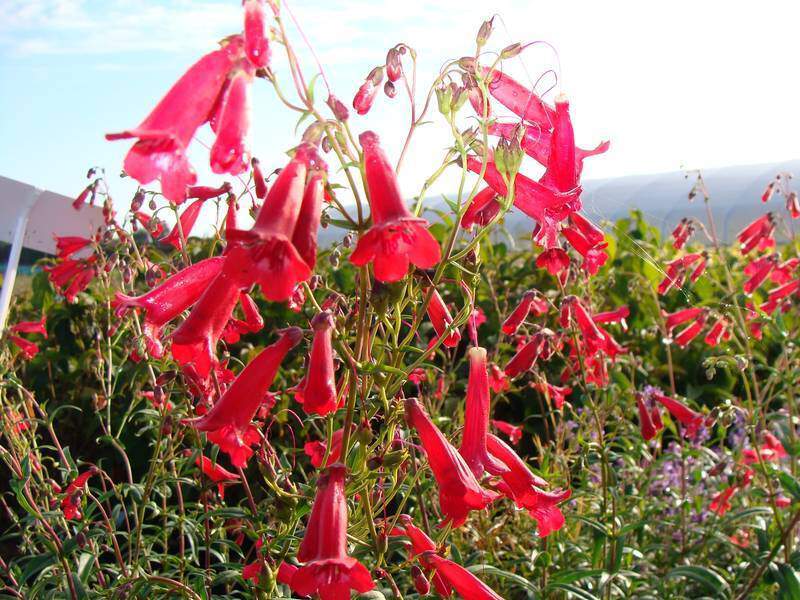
xmin=488 ymin=363 xmax=509 ymax=393
xmin=224 ymin=144 xmax=319 ymax=300
xmin=290 ymin=464 xmax=375 ymax=599
xmin=561 ymin=225 xmax=608 ymax=275
xmin=11 ymin=315 xmax=47 ymax=338
xmin=772 ymin=258 xmax=800 ymax=284
xmin=491 ymin=420 xmax=522 ymax=444
xmin=540 ymin=94 xmax=577 ymax=193
xmin=304 ymin=428 xmax=345 ymax=468
xmin=489 ymin=122 xmax=609 ymax=174
xmin=426 ymin=289 xmax=461 ymax=348
xmin=186 ymin=327 xmax=302 ymax=466
xmin=186 ymin=182 xmax=232 ymax=201
xmin=114 ymin=257 xmax=225 ymax=357
xmin=504 ymin=333 xmax=549 ymax=378
xmin=671 ymin=218 xmax=695 ymax=249
xmin=593 ymin=305 xmax=629 ymax=330
xmin=133 ymin=211 xmax=165 ymax=238
xmin=291 ymin=170 xmax=324 ymax=269
xmin=672 ymin=310 xmax=708 ymax=348
xmin=461 ymin=187 xmax=502 ymax=230
xmin=106 ymin=37 xmax=243 ymax=203
xmin=637 ymin=393 xmax=659 ymax=440
xmin=10 ymin=336 xmax=38 ymax=359
xmin=404 ymin=397 xmax=497 ymax=527
xmin=171 ymin=270 xmax=243 ymax=379
xmin=195 ymin=454 xmax=239 ymax=498
xmin=762 ymin=181 xmax=776 ymax=203
xmin=536 ymin=247 xmax=570 ymax=277
xmin=704 ymin=316 xmax=731 ymax=347
xmin=761 ymin=278 xmax=800 ymax=314
xmin=743 ymin=432 xmax=788 ymax=464
xmin=243 ymin=0 xmax=271 ymax=68
xmin=486 ymin=434 xmax=571 ymax=536
xmin=737 ymin=213 xmax=776 ymax=254
xmin=787 ymin=191 xmax=800 ymax=218
xmin=44 ymin=257 xmax=97 ymax=302
xmin=663 ymin=307 xmax=704 ymax=334
xmin=743 ymin=253 xmax=779 ymax=295
xmin=211 ymin=68 xmax=253 ymax=175
xmin=502 ymin=290 xmax=539 ymax=335
xmin=561 ymin=296 xmax=606 ymax=355
xmin=425 ymin=554 xmax=503 ymax=600
xmin=652 ymin=392 xmax=704 ymax=438
xmin=466 ymin=156 xmax=581 ymax=232
xmin=710 ymin=486 xmax=736 ymax=516
xmin=349 ymin=131 xmax=441 ymax=281
xmin=222 ymin=292 xmax=265 ymax=344
xmin=294 ymin=312 xmax=338 ymax=416
xmin=481 ymin=66 xmax=556 ymax=128
xmin=55 ymin=236 xmax=92 ymax=258
xmin=534 ymin=381 xmax=572 ymax=409
xmin=388 ymin=515 xmax=450 ymax=595
xmin=72 ymin=181 xmax=97 ymax=210
xmin=161 ymin=198 xmax=205 ymax=249
xmin=61 ymin=468 xmax=98 ymax=520
xmin=460 ymin=347 xmax=509 ymax=478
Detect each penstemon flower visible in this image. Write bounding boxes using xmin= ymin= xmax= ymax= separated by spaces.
xmin=294 ymin=312 xmax=338 ymax=416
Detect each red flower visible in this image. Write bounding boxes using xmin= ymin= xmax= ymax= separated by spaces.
xmin=186 ymin=182 xmax=232 ymax=201
xmin=481 ymin=66 xmax=556 ymax=128
xmin=55 ymin=236 xmax=92 ymax=259
xmin=224 ymin=143 xmax=320 ymax=300
xmin=743 ymin=253 xmax=779 ymax=295
xmin=652 ymin=392 xmax=704 ymax=438
xmin=294 ymin=312 xmax=338 ymax=416
xmin=787 ymin=191 xmax=800 ymax=218
xmin=133 ymin=211 xmax=165 ymax=238
xmin=426 ymin=289 xmax=461 ymax=348
xmin=222 ymin=292 xmax=265 ymax=344
xmin=710 ymin=486 xmax=736 ymax=516
xmin=662 ymin=307 xmax=704 ymax=334
xmin=771 ymin=258 xmax=800 ymax=284
xmin=10 ymin=336 xmax=38 ymax=359
xmin=291 ymin=170 xmax=324 ymax=269
xmin=534 ymin=381 xmax=573 ymax=409
xmin=488 ymin=363 xmax=509 ymax=393
xmin=504 ymin=332 xmax=552 ymax=378
xmin=658 ymin=253 xmax=707 ymax=294
xmin=491 ymin=420 xmax=522 ymax=444
xmin=486 ymin=434 xmax=571 ymax=537
xmin=460 ymin=347 xmax=509 ymax=478
xmin=561 ymin=225 xmax=608 ymax=275
xmin=425 ymin=554 xmax=503 ymax=600
xmin=353 ymin=80 xmax=379 ymax=115
xmin=186 ymin=327 xmax=302 ymax=466
xmin=243 ymin=0 xmax=271 ymax=68
xmin=290 ymin=464 xmax=375 ymax=599
xmin=761 ymin=278 xmax=800 ymax=314
xmin=672 ymin=310 xmax=708 ymax=347
xmin=250 ymin=158 xmax=268 ymax=199
xmin=210 ymin=68 xmax=254 ymax=175
xmin=704 ymin=316 xmax=731 ymax=347
xmin=536 ymin=247 xmax=570 ymax=277
xmin=671 ymin=217 xmax=695 ymax=249
xmin=195 ymin=454 xmax=239 ymax=498
xmin=404 ymin=397 xmax=497 ymax=527
xmin=389 ymin=515 xmax=452 ymax=596
xmin=502 ymin=290 xmax=542 ymax=335
xmin=11 ymin=315 xmax=47 ymax=338
xmin=161 ymin=198 xmax=206 ymax=249
xmin=636 ymin=393 xmax=661 ymax=440
xmin=114 ymin=257 xmax=225 ymax=358
xmin=44 ymin=257 xmax=97 ymax=302
xmin=540 ymin=94 xmax=578 ymax=193
xmin=349 ymin=131 xmax=441 ymax=281
xmin=737 ymin=213 xmax=776 ymax=254
xmin=107 ymin=37 xmax=244 ymax=202
xmin=742 ymin=432 xmax=787 ymax=464
xmin=61 ymin=468 xmax=98 ymax=520
xmin=460 ymin=187 xmax=501 ymax=230
xmin=304 ymin=428 xmax=345 ymax=469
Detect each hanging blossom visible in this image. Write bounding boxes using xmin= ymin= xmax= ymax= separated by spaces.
xmin=671 ymin=217 xmax=695 ymax=249
xmin=742 ymin=431 xmax=788 ymax=465
xmin=534 ymin=381 xmax=573 ymax=409
xmin=657 ymin=253 xmax=708 ymax=294
xmin=10 ymin=315 xmax=47 ymax=338
xmin=404 ymin=397 xmax=497 ymax=527
xmin=737 ymin=212 xmax=776 ymax=254
xmin=289 ymin=464 xmax=375 ymax=599
xmin=650 ymin=390 xmax=705 ymax=439
xmin=185 ymin=327 xmax=302 ymax=466
xmin=193 ymin=453 xmax=240 ymax=498
xmin=114 ymin=256 xmax=225 ymax=357
xmin=304 ymin=428 xmax=345 ymax=469
xmin=425 ymin=553 xmax=504 ymax=600
xmin=743 ymin=253 xmax=779 ymax=295
xmin=486 ymin=434 xmax=571 ymax=537
xmin=294 ymin=312 xmax=339 ymax=416
xmin=636 ymin=392 xmax=664 ymax=441
xmin=60 ymin=468 xmax=99 ymax=520
xmin=349 ymin=131 xmax=441 ymax=281
xmin=704 ymin=316 xmax=731 ymax=347
xmin=221 ymin=292 xmax=265 ymax=344
xmin=501 ymin=290 xmax=548 ymax=335
xmin=224 ymin=143 xmax=324 ymax=301
xmin=106 ymin=36 xmax=252 ymax=203
xmin=44 ymin=256 xmax=97 ymax=303
xmin=388 ymin=515 xmax=451 ymax=597
xmin=426 ymin=289 xmax=462 ymax=348
xmin=492 ymin=419 xmax=522 ymax=444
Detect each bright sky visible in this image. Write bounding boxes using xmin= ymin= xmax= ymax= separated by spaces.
xmin=1 ymin=0 xmax=798 ymax=225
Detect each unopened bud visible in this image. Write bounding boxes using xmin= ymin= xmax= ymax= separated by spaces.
xmin=411 ymin=565 xmax=430 ymax=595
xmin=384 ymin=80 xmax=397 ymax=98
xmin=500 ymin=42 xmax=523 ymax=59
xmin=326 ymin=94 xmax=350 ymax=121
xmin=386 ymin=47 xmax=403 ymax=82
xmin=476 ymin=17 xmax=494 ymax=49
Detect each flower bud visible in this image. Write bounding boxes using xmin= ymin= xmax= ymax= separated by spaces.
xmin=326 ymin=94 xmax=350 ymax=121
xmin=436 ymin=84 xmax=452 ymax=116
xmin=500 ymin=42 xmax=523 ymax=59
xmin=476 ymin=17 xmax=494 ymax=49
xmin=386 ymin=47 xmax=403 ymax=82
xmin=384 ymin=80 xmax=397 ymax=98
xmin=411 ymin=565 xmax=430 ymax=595
xmin=131 ymin=189 xmax=145 ymax=212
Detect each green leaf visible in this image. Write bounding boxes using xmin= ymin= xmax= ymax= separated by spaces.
xmin=777 ymin=564 xmax=800 ymax=600
xmin=546 ymin=582 xmax=600 ymax=600
xmin=779 ymin=472 xmax=800 ymax=501
xmin=666 ymin=566 xmax=730 ymax=598
xmin=466 ymin=564 xmax=539 ymax=596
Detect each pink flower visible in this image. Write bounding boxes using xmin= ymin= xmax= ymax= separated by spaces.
xmin=186 ymin=327 xmax=302 ymax=466
xmin=349 ymin=131 xmax=441 ymax=281
xmin=243 ymin=0 xmax=271 ymax=68
xmin=210 ymin=68 xmax=253 ymax=175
